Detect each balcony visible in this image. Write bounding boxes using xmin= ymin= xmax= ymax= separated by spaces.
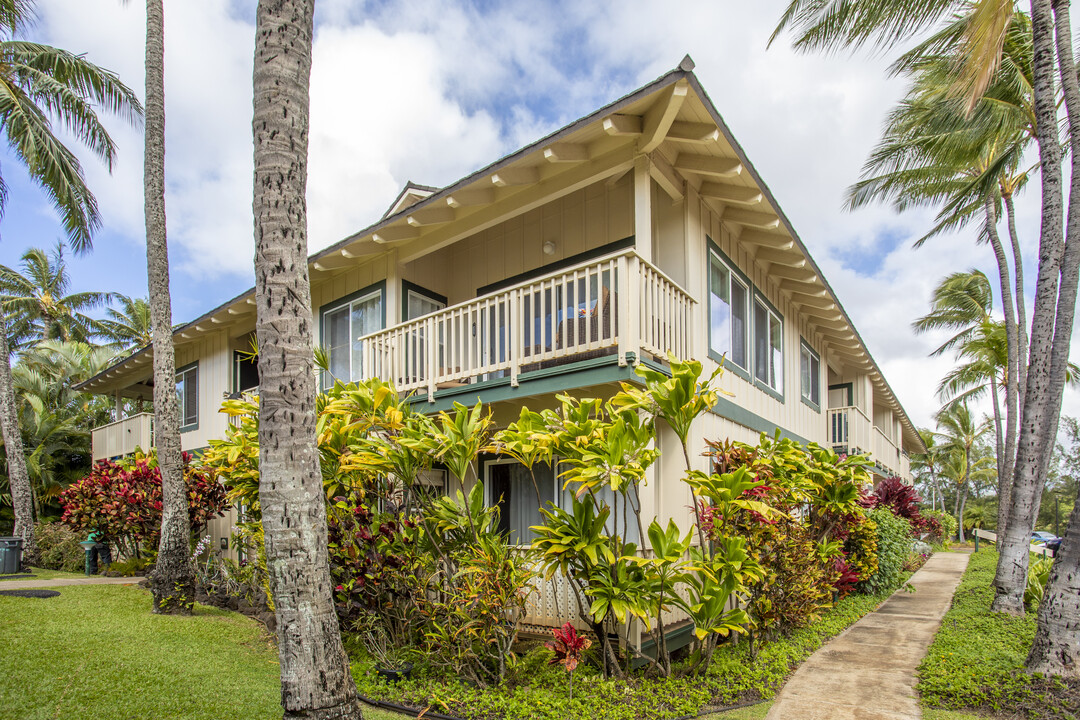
xmin=91 ymin=412 xmax=154 ymax=461
xmin=827 ymin=405 xmax=907 ymax=479
xmin=360 ymin=249 xmax=695 ymax=400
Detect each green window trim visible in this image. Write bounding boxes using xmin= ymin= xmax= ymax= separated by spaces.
xmin=176 ymin=360 xmax=199 ymax=433
xmin=401 ymin=279 xmax=447 ymax=321
xmin=706 ymin=236 xmax=752 ymax=382
xmin=318 ymin=280 xmax=386 ymax=389
xmin=751 ymin=289 xmax=784 ymax=403
xmin=829 ymin=382 xmax=854 ymax=407
xmin=799 ymin=338 xmax=821 ymax=413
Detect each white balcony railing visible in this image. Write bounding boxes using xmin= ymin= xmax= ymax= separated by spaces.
xmin=361 ymin=249 xmax=694 ymax=400
xmin=91 ymin=412 xmax=154 ymax=461
xmin=827 ymin=405 xmax=871 ymax=455
xmin=873 ymin=426 xmax=903 ymax=478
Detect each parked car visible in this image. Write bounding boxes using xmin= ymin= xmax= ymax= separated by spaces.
xmin=1032 ymin=531 xmax=1062 ymax=554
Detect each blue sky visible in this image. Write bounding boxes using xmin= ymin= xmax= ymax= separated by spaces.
xmin=0 ymin=0 xmax=1056 ymax=429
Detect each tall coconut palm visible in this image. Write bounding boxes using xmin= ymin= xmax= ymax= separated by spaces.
xmin=934 ymin=403 xmax=991 ymax=541
xmin=770 ymin=0 xmax=1080 ymax=627
xmin=100 ymin=294 xmax=152 ymax=352
xmin=848 ymin=14 xmax=1035 ymax=534
xmin=912 ymin=429 xmax=946 ymax=513
xmin=252 ymin=0 xmax=363 ymax=716
xmin=137 ymin=0 xmax=193 ymax=615
xmin=0 ymin=0 xmax=139 ymax=564
xmin=0 ymin=244 xmax=111 ymax=349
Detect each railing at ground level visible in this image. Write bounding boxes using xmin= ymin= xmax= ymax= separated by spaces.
xmin=91 ymin=412 xmax=154 ymax=461
xmin=973 ymin=528 xmax=1055 ymax=557
xmin=360 ymin=249 xmax=695 ymax=401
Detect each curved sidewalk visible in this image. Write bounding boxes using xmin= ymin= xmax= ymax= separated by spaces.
xmin=0 ymin=576 xmax=140 ymax=591
xmin=765 ymin=551 xmax=970 ymax=720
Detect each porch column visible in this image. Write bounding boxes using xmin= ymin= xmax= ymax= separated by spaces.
xmin=385 ymin=248 xmax=403 ymax=327
xmin=633 ymin=154 xmax=653 ymax=263
xmin=115 ymin=390 xmax=123 ymax=422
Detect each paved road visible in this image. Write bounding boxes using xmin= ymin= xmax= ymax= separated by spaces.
xmin=765 ymin=551 xmax=970 ymax=720
xmin=0 ymin=576 xmax=141 ymax=591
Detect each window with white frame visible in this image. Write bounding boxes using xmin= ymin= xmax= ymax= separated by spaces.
xmin=800 ymin=341 xmax=820 ymax=407
xmin=708 ymin=248 xmax=749 ymax=370
xmin=753 ymin=298 xmax=783 ymax=395
xmin=322 ymin=287 xmax=383 ymax=389
xmin=176 ymin=362 xmax=198 ymax=430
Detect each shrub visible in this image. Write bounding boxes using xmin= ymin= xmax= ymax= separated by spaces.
xmin=860 ymin=507 xmax=912 ymax=594
xmin=104 ymin=556 xmax=152 ymax=576
xmin=923 ymin=509 xmax=957 ymax=543
xmin=33 ymin=522 xmax=84 ymax=572
xmin=60 ymin=451 xmax=228 ymax=558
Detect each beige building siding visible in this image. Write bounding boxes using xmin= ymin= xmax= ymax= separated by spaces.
xmin=405 ymin=176 xmax=634 ymax=309
xmin=175 ymin=329 xmax=233 ymax=452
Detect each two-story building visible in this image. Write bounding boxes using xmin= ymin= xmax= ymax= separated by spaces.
xmin=76 ymin=57 xmax=924 ymax=632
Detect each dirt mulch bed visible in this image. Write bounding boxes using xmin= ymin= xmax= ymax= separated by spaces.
xmin=0 ymin=589 xmax=60 ymax=599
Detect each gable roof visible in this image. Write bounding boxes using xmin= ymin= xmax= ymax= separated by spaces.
xmin=75 ymin=56 xmax=926 ymax=454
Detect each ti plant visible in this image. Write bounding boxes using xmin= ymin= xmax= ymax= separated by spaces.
xmin=545 ymin=622 xmax=592 ymax=700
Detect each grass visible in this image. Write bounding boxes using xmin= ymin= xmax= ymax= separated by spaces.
xmin=922 ymin=710 xmax=992 ymax=720
xmin=917 ymin=550 xmax=1078 ymax=720
xmin=0 ymin=583 xmax=286 ymax=720
xmin=0 ymin=566 xmax=86 ymax=581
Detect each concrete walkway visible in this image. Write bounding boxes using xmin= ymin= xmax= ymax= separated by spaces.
xmin=765 ymin=551 xmax=970 ymax=720
xmin=0 ymin=576 xmax=141 ymax=591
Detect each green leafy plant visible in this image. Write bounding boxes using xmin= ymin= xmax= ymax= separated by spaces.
xmin=32 ymin=521 xmax=83 ymax=572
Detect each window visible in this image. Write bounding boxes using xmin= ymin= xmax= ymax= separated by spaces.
xmin=708 ymin=248 xmax=749 ymax=370
xmin=406 ymin=288 xmax=445 ymax=320
xmin=488 ymin=461 xmax=554 ymax=545
xmin=753 ymin=298 xmax=783 ymax=395
xmin=800 ymin=341 xmax=820 ymax=408
xmin=176 ymin=362 xmax=198 ymax=430
xmin=234 ymin=351 xmax=259 ymax=394
xmin=321 ymin=286 xmax=383 ymax=389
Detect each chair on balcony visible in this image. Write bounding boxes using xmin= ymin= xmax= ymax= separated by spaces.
xmin=521 ymin=286 xmax=618 ymax=373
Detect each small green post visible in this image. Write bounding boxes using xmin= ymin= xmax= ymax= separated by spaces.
xmin=80 ymin=534 xmax=99 ymax=576
xmin=974 ymin=532 xmax=979 ymax=553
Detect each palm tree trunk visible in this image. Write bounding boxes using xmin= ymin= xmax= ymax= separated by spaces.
xmin=144 ymin=0 xmax=194 ymax=615
xmin=985 ymin=200 xmax=1019 ymax=542
xmin=1020 ymin=1 xmax=1080 ymax=662
xmin=1027 ymin=478 xmax=1080 ymax=676
xmin=992 ymin=0 xmax=1066 ymax=615
xmin=0 ymin=315 xmax=35 ymax=565
xmin=989 ymin=373 xmax=1011 ymax=536
xmin=252 ymin=1 xmax=362 ymax=717
xmin=1004 ymin=192 xmax=1029 ymax=410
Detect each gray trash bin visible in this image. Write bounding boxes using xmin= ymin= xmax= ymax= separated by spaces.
xmin=0 ymin=537 xmax=24 ymax=574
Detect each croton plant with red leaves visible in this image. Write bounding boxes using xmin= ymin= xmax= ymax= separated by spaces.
xmin=60 ymin=452 xmax=228 ymax=558
xmin=546 ymin=622 xmax=592 ymax=699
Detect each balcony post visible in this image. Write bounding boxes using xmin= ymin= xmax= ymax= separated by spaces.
xmin=426 ymin=316 xmax=437 ymax=402
xmin=509 ymin=290 xmax=520 ymax=387
xmin=624 ymin=254 xmax=641 ymax=365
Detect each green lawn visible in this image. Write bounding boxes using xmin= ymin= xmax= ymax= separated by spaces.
xmin=1 ymin=566 xmax=86 ymax=581
xmin=0 ymin=582 xmax=409 ymax=720
xmin=917 ymin=550 xmax=1078 ymax=720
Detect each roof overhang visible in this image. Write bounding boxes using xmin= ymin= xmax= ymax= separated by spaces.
xmin=76 ymin=56 xmax=925 ymax=454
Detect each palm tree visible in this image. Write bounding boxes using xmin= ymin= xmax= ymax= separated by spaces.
xmin=136 ymin=0 xmax=194 ymax=615
xmin=770 ymin=0 xmax=1080 ymax=623
xmin=251 ymin=0 xmax=363 ymax=715
xmin=0 ymin=244 xmax=111 ymax=349
xmin=849 ymin=15 xmax=1036 ymax=538
xmin=912 ymin=428 xmax=946 ymax=514
xmin=0 ymin=0 xmax=140 ymax=564
xmin=100 ymin=294 xmax=152 ymax=352
xmin=934 ymin=403 xmax=991 ymax=542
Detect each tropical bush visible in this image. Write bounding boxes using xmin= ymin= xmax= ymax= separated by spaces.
xmin=59 ymin=451 xmax=228 ymax=558
xmin=33 ymin=521 xmax=83 ymax=572
xmin=860 ymin=507 xmax=913 ymax=594
xmin=923 ymin=509 xmax=957 ymax=544
xmin=702 ymin=433 xmax=875 ymax=648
